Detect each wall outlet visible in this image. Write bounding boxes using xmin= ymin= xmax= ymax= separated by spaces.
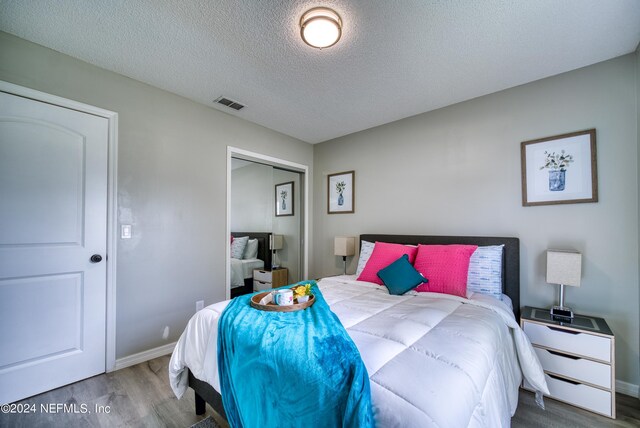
xmin=196 ymin=300 xmax=204 ymax=312
xmin=162 ymin=326 xmax=169 ymax=340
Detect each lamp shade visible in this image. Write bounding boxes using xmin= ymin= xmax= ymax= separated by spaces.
xmin=270 ymin=234 xmax=283 ymax=251
xmin=546 ymin=250 xmax=581 ymax=287
xmin=334 ymin=236 xmax=355 ymax=257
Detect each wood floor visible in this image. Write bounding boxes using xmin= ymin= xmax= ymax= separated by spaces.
xmin=0 ymin=356 xmax=227 ymax=428
xmin=514 ymin=390 xmax=639 ymax=428
xmin=1 ymin=355 xmax=638 ymax=427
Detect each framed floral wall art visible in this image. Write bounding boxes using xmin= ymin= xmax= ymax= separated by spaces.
xmin=275 ymin=181 xmax=294 ymax=216
xmin=328 ymin=171 xmax=355 ymax=214
xmin=521 ymin=129 xmax=597 ymax=206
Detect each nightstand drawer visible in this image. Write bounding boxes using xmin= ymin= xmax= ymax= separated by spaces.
xmin=533 ymin=347 xmax=611 ymax=389
xmin=253 ymin=270 xmax=272 ymax=283
xmin=524 ymin=322 xmax=611 ymax=362
xmin=253 ymin=280 xmax=271 ymax=292
xmin=525 ymin=374 xmax=612 ymax=417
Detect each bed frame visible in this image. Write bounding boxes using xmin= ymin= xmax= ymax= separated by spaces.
xmin=360 ymin=234 xmax=520 ymax=318
xmin=189 ymin=233 xmax=520 ymax=417
xmin=230 ymin=232 xmax=272 ymax=298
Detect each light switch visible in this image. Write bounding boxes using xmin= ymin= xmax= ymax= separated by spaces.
xmin=121 ymin=224 xmax=132 ymax=239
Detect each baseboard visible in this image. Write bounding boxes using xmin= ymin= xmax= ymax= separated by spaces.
xmin=112 ymin=342 xmax=177 ymax=371
xmin=616 ymin=380 xmax=639 ymax=398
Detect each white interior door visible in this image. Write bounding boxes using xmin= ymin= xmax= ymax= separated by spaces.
xmin=0 ymin=91 xmax=108 ymax=404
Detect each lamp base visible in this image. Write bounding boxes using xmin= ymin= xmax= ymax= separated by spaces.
xmin=551 ymin=305 xmax=574 ymax=320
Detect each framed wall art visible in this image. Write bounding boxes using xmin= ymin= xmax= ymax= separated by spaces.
xmin=275 ymin=181 xmax=294 ymax=216
xmin=328 ymin=170 xmax=354 ymax=214
xmin=521 ymin=129 xmax=597 ymax=206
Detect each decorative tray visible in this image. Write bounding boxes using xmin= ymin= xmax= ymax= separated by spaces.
xmin=250 ymin=290 xmax=316 ymax=312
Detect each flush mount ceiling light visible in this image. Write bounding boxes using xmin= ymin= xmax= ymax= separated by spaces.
xmin=300 ymin=7 xmax=342 ymax=49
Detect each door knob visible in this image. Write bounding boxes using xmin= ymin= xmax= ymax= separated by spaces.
xmin=90 ymin=254 xmax=103 ymax=263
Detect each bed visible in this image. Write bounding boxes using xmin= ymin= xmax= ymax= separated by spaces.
xmin=170 ymin=234 xmax=547 ymax=427
xmin=230 ymin=232 xmax=272 ymax=298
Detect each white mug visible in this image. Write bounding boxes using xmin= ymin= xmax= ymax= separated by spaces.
xmin=273 ymin=289 xmax=293 ymax=306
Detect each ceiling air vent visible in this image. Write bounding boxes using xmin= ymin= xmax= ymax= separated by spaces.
xmin=214 ymin=96 xmax=245 ymax=111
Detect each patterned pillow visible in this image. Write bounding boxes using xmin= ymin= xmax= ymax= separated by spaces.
xmin=414 ymin=244 xmax=478 ymax=297
xmin=467 ymin=245 xmax=504 ymax=299
xmin=230 ymin=236 xmax=249 ymax=259
xmin=357 ymin=242 xmax=418 ymax=285
xmin=243 ymin=239 xmax=259 ymax=259
xmin=355 ymin=241 xmax=375 ymax=277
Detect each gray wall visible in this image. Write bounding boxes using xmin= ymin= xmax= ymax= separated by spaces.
xmin=637 ymin=44 xmax=640 ymax=384
xmin=231 ymin=162 xmax=273 ymax=232
xmin=313 ymin=54 xmax=639 ymax=387
xmin=0 ymin=32 xmax=313 ymax=359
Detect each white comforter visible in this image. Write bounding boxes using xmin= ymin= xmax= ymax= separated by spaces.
xmin=229 ymin=258 xmax=263 ymax=287
xmin=170 ymin=276 xmax=548 ymax=427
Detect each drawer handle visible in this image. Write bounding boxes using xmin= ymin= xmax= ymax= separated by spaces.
xmin=258 ymin=270 xmax=266 ymax=273
xmin=547 ymin=349 xmax=581 ymax=360
xmin=547 ymin=326 xmax=580 ymax=335
xmin=547 ymin=373 xmax=581 ymax=385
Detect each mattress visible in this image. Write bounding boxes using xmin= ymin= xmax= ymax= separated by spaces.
xmin=169 ymin=275 xmax=547 ymax=427
xmin=230 ymin=258 xmax=264 ymax=288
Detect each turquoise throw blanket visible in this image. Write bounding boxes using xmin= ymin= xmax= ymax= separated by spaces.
xmin=217 ymin=281 xmax=374 ymax=428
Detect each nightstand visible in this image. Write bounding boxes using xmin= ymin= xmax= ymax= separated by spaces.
xmin=521 ymin=306 xmax=615 ymax=418
xmin=253 ymin=268 xmax=288 ymax=291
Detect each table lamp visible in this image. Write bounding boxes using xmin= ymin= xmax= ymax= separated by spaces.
xmin=334 ymin=236 xmax=355 ymax=275
xmin=270 ymin=234 xmax=283 ymax=269
xmin=546 ymin=249 xmax=582 ymax=320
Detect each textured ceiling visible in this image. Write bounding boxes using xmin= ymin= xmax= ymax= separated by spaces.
xmin=1 ymin=1 xmax=639 ymax=144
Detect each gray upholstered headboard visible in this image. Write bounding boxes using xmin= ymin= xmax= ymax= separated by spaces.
xmin=359 ymin=234 xmax=520 ymax=319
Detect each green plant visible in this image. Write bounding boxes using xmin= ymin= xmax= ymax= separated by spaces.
xmin=540 ymin=150 xmax=573 ymax=171
xmin=280 ymin=190 xmax=287 ymax=200
xmin=336 ymin=181 xmax=346 ymax=195
xmin=293 ymin=283 xmax=311 ymax=298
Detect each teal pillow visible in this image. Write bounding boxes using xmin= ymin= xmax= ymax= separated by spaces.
xmin=377 ymin=254 xmax=428 ymax=295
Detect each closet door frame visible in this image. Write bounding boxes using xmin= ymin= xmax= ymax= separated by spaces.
xmin=226 ymin=147 xmax=309 ymax=300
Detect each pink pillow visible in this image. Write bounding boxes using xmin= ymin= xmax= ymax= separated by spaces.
xmin=357 ymin=242 xmax=418 ymax=285
xmin=413 ymin=244 xmax=478 ymax=297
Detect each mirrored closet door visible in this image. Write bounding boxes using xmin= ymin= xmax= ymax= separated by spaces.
xmin=230 ymin=157 xmax=303 ymax=297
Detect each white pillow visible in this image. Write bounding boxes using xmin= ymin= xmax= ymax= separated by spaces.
xmin=355 ymin=240 xmax=375 ymax=277
xmin=243 ymin=239 xmax=258 ymax=259
xmin=467 ymin=245 xmax=504 ymax=299
xmin=231 ymin=236 xmax=249 ymax=259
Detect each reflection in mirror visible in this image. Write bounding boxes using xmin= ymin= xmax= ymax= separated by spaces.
xmin=230 ymin=158 xmax=303 ymax=297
